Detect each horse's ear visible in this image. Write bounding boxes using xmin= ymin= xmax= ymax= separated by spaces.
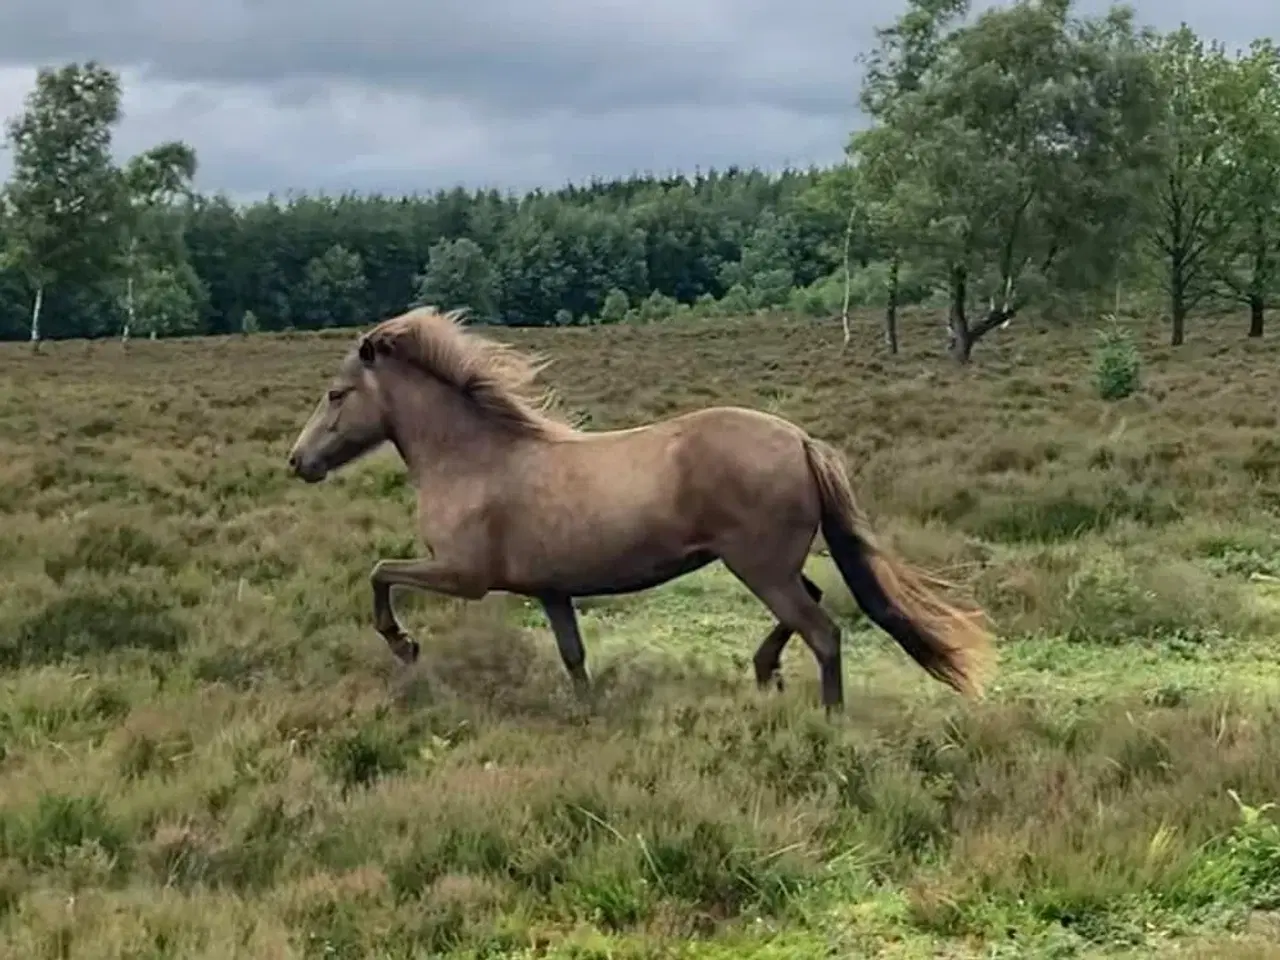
xmin=358 ymin=336 xmax=376 ymax=366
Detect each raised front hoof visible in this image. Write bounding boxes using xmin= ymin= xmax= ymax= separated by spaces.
xmin=382 ymin=631 xmax=420 ymax=666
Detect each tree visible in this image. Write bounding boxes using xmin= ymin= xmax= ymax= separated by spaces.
xmin=1147 ymin=26 xmax=1248 ymax=345
xmin=795 ymin=164 xmax=881 ymax=347
xmin=854 ymin=0 xmax=1161 ymax=363
xmin=1215 ymin=39 xmax=1280 ymax=337
xmin=132 ymin=262 xmax=202 ymax=339
xmin=414 ymin=236 xmax=499 ymax=320
xmin=719 ymin=210 xmax=796 ymax=309
xmin=1 ymin=62 xmax=123 ymax=348
xmin=600 ymin=288 xmax=629 ymax=323
xmin=842 ymin=137 xmax=921 ymax=354
xmin=297 ymin=244 xmax=368 ymax=328
xmin=855 ymin=0 xmax=968 ymax=354
xmin=117 ymin=141 xmax=197 ymax=343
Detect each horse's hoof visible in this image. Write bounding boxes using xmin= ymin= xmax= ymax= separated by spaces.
xmin=754 ymin=673 xmax=784 ymax=694
xmin=405 ymin=639 xmax=420 ymax=663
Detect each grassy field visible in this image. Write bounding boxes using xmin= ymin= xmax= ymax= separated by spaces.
xmin=3 ymin=308 xmax=1280 ymax=958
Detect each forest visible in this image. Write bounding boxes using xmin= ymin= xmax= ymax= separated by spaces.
xmin=1 ymin=0 xmax=1278 ymax=363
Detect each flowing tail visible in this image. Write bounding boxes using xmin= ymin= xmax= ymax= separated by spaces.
xmin=803 ymin=437 xmax=995 ymax=697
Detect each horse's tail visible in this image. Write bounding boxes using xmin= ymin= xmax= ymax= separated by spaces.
xmin=803 ymin=437 xmax=994 ymax=697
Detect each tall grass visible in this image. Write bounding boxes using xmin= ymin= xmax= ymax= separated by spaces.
xmin=2 ymin=308 xmax=1280 ymax=957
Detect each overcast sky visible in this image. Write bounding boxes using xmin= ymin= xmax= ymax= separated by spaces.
xmin=0 ymin=1 xmax=1273 ymax=201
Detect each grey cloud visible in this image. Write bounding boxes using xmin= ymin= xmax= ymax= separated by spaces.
xmin=0 ymin=0 xmax=873 ymax=121
xmin=126 ymin=92 xmax=851 ymax=200
xmin=0 ymin=1 xmax=1272 ymax=122
xmin=1 ymin=0 xmax=1277 ymax=198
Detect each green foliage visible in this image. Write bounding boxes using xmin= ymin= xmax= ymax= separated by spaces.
xmin=719 ymin=210 xmax=796 ymax=308
xmin=1177 ymin=791 xmax=1280 ymax=912
xmin=415 ymin=236 xmax=499 ymax=321
xmin=1215 ymin=39 xmax=1280 ymax=333
xmin=634 ymin=290 xmax=679 ymax=323
xmin=133 ymin=261 xmax=203 ymax=338
xmin=600 ymin=288 xmax=629 ymax=323
xmin=3 ymin=18 xmax=1280 ymax=353
xmin=0 ymin=794 xmax=130 ymax=871
xmin=116 ymin=141 xmax=199 ymax=343
xmin=2 ymin=62 xmax=124 ymax=342
xmin=1148 ymin=27 xmax=1252 ymax=344
xmin=3 ymin=583 xmax=188 ymax=668
xmin=851 ymin=0 xmax=1162 ymax=361
xmin=321 ymin=718 xmax=413 ymax=791
xmin=297 ymin=244 xmax=367 ymax=328
xmin=1092 ymin=315 xmax=1142 ymax=400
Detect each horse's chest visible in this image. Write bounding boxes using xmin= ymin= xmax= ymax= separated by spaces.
xmin=414 ymin=487 xmax=487 ymax=549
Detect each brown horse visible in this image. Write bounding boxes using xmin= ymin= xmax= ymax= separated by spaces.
xmin=286 ymin=307 xmax=994 ymax=710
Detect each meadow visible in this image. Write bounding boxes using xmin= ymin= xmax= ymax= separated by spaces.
xmin=2 ymin=308 xmax=1280 ymax=958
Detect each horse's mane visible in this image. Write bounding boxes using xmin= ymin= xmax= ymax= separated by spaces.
xmin=363 ymin=306 xmax=577 ymax=439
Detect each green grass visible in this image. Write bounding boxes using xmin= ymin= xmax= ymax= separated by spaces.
xmin=3 ymin=309 xmax=1280 ymax=957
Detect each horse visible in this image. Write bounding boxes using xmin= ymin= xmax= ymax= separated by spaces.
xmin=286 ymin=307 xmax=994 ymax=710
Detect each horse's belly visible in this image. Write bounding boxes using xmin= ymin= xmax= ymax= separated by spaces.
xmin=502 ymin=497 xmax=710 ymax=596
xmin=552 ymin=549 xmax=717 ymax=597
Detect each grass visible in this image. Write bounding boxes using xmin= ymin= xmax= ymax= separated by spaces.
xmin=2 ymin=307 xmax=1280 ymax=957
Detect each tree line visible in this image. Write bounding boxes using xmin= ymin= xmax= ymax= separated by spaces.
xmin=2 ymin=0 xmax=1278 ymax=362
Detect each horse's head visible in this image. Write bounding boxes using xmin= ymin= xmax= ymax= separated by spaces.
xmin=287 ymin=334 xmax=390 ymax=483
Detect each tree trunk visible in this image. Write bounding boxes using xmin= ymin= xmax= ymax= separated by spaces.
xmin=29 ymin=284 xmax=43 ymax=353
xmin=948 ymin=264 xmax=972 ymax=364
xmin=884 ymin=253 xmax=899 ymax=355
xmin=946 ymin=264 xmax=1016 ymax=364
xmin=1170 ymin=273 xmax=1185 ymax=346
xmin=1247 ymin=212 xmax=1267 ymax=339
xmin=122 ymin=271 xmax=135 ymax=346
xmin=1168 ymin=243 xmax=1187 ymax=346
xmin=838 ymin=204 xmax=856 ymax=350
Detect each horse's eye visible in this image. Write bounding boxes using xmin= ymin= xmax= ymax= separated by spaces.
xmin=328 ymin=389 xmax=345 ymax=403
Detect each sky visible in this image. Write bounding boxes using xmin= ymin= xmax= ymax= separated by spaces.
xmin=0 ymin=1 xmax=1273 ymax=201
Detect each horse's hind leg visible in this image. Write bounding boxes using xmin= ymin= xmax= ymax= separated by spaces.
xmin=752 ymin=574 xmax=823 ymax=691
xmin=540 ymin=595 xmax=591 ymax=693
xmin=728 ymin=563 xmax=843 ymax=710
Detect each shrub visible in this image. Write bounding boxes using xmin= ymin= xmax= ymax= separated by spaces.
xmin=3 ymin=583 xmax=188 ymax=668
xmin=1093 ymin=315 xmax=1141 ymax=400
xmin=599 ymin=288 xmax=629 ymax=324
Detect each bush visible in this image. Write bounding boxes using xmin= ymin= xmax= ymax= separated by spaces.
xmin=599 ymin=288 xmax=629 ymax=324
xmin=636 ymin=290 xmax=679 ymax=323
xmin=3 ymin=583 xmax=189 ymax=668
xmin=1093 ymin=316 xmax=1141 ymax=400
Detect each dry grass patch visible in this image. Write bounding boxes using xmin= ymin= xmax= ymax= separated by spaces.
xmin=3 ymin=309 xmax=1280 ymax=956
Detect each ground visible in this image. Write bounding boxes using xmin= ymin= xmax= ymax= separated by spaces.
xmin=2 ymin=309 xmax=1280 ymax=958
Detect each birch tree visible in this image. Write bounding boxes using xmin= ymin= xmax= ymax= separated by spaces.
xmin=1 ymin=62 xmax=122 ymax=349
xmin=117 ymin=141 xmax=197 ymax=343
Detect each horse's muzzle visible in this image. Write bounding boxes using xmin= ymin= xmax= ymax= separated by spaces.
xmin=287 ymin=450 xmax=326 ymax=483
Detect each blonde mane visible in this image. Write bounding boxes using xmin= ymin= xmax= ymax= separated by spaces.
xmin=363 ymin=306 xmax=577 ymax=439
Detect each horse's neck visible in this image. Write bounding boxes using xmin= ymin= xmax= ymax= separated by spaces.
xmin=385 ymin=373 xmax=509 ymax=485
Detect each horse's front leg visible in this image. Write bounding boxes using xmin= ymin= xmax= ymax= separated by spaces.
xmin=369 ymin=557 xmax=489 ymax=665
